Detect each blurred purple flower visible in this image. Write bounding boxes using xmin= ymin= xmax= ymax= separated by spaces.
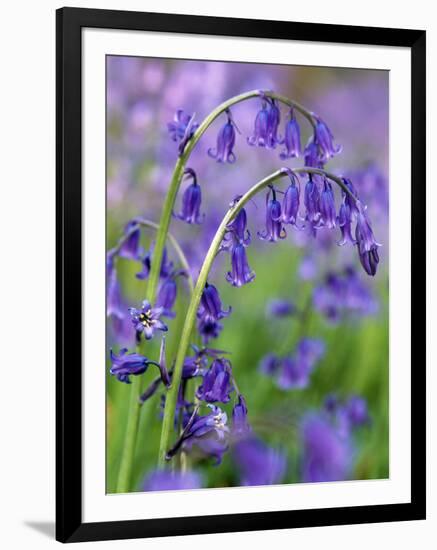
xmin=144 ymin=469 xmax=202 ymax=491
xmin=136 ymin=245 xmax=174 ymax=281
xmin=129 ymin=300 xmax=168 ymax=340
xmin=313 ymin=115 xmax=342 ymax=160
xmin=233 ymin=437 xmax=287 ymax=486
xmin=156 ymin=277 xmax=178 ymax=318
xmin=167 ymin=109 xmax=198 ymax=142
xmin=107 ymin=262 xmax=125 ymax=319
xmin=232 ymin=394 xmax=251 ymax=437
xmin=259 ymin=353 xmax=282 ymax=376
xmin=267 ymin=299 xmax=296 ymax=318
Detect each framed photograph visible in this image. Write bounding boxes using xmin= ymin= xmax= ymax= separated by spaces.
xmin=56 ymin=7 xmax=426 ymax=543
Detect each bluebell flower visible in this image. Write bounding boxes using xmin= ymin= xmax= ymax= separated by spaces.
xmin=129 ymin=300 xmax=168 ymax=340
xmin=226 ymin=243 xmax=256 ymax=287
xmin=266 ymin=98 xmax=281 ymax=148
xmin=167 ymin=109 xmax=198 ymax=142
xmin=156 ymin=277 xmax=178 ymax=318
xmin=342 ymin=395 xmax=370 ymax=429
xmin=167 ymin=405 xmax=230 ymax=464
xmin=144 ymin=469 xmax=202 ymax=491
xmin=196 ymin=358 xmax=234 ymax=403
xmin=208 ymin=110 xmax=237 ymax=163
xmin=266 ymin=299 xmax=296 ymax=318
xmin=198 ymin=282 xmax=231 ymax=323
xmin=247 ymin=100 xmax=270 ymax=147
xmin=118 ymin=220 xmax=142 ymax=260
xmin=280 ymin=109 xmax=301 ymax=159
xmin=174 ymin=168 xmax=204 ymax=225
xmin=232 ymin=394 xmax=251 ymax=437
xmin=304 ymin=176 xmax=321 ymax=225
xmin=233 ymin=437 xmax=287 ymax=486
xmin=337 ymin=202 xmax=356 ymax=245
xmin=304 ymin=138 xmax=324 ymax=168
xmin=281 ymin=177 xmax=300 ymax=226
xmin=136 ymin=245 xmax=173 ymax=280
xmin=182 ymin=346 xmax=226 ymax=379
xmin=259 ymin=353 xmax=282 ymax=376
xmin=274 ymin=339 xmax=325 ymax=390
xmin=258 ymin=187 xmax=287 ymax=242
xmin=225 ymin=203 xmax=251 ymax=248
xmin=319 ymin=179 xmax=337 ymax=228
xmin=197 ymin=317 xmax=223 ymax=343
xmin=355 ymin=204 xmax=381 ymax=276
xmin=109 ymin=348 xmax=159 ymax=384
xmin=300 ymin=413 xmax=353 ymax=482
xmin=313 ymin=116 xmax=342 ymax=160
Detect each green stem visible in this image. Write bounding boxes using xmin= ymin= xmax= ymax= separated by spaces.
xmin=115 ymin=364 xmax=142 ymax=493
xmin=157 ymin=166 xmax=353 ymax=465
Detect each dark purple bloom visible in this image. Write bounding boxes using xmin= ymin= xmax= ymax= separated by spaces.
xmin=225 ymin=204 xmax=251 ymax=247
xmin=167 ymin=109 xmax=198 ymax=142
xmin=258 ymin=188 xmax=287 ymax=242
xmin=267 ymin=299 xmax=296 ymax=318
xmin=259 ymin=353 xmax=282 ymax=376
xmin=304 ymin=139 xmax=324 ymax=168
xmin=233 ymin=437 xmax=287 ymax=486
xmin=304 ymin=176 xmax=321 ymax=225
xmin=266 ymin=98 xmax=281 ymax=149
xmin=247 ymin=100 xmax=270 ymax=147
xmin=344 ymin=395 xmax=370 ymax=428
xmin=182 ymin=346 xmax=225 ymax=379
xmin=208 ymin=110 xmax=237 ymax=164
xmin=277 ymin=339 xmax=325 ymax=390
xmin=156 ymin=277 xmax=177 ymax=318
xmin=282 ymin=179 xmax=300 ymax=226
xmin=136 ymin=246 xmax=173 ymax=280
xmin=313 ymin=116 xmax=342 ymax=160
xmin=280 ymin=109 xmax=301 ymax=159
xmin=337 ymin=202 xmax=356 ymax=246
xmin=319 ymin=180 xmax=337 ymax=229
xmin=109 ymin=348 xmax=159 ymax=384
xmin=355 ymin=204 xmax=381 ymax=276
xmin=175 ymin=169 xmax=204 ymax=225
xmin=118 ymin=220 xmax=142 ymax=260
xmin=129 ymin=300 xmax=168 ymax=340
xmin=226 ymin=243 xmax=255 ymax=287
xmin=232 ymin=394 xmax=251 ymax=437
xmin=198 ymin=283 xmax=231 ymax=323
xmin=300 ymin=413 xmax=353 ymax=482
xmin=196 ymin=358 xmax=234 ymax=403
xmin=197 ymin=317 xmax=223 ymax=343
xmin=144 ymin=469 xmax=202 ymax=491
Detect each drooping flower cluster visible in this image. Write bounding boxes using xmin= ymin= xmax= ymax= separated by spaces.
xmin=259 ymin=338 xmax=325 ymax=390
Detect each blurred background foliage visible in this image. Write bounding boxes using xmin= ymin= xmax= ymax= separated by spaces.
xmin=106 ymin=56 xmax=389 ymax=492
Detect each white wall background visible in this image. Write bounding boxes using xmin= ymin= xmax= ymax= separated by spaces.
xmin=0 ymin=1 xmax=434 ymax=548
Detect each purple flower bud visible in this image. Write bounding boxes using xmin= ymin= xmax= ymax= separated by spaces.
xmin=129 ymin=300 xmax=168 ymax=341
xmin=258 ymin=188 xmax=287 ymax=242
xmin=304 ymin=176 xmax=321 ymax=225
xmin=233 ymin=437 xmax=287 ymax=486
xmin=282 ymin=180 xmax=300 ymax=226
xmin=232 ymin=394 xmax=251 ymax=437
xmin=247 ymin=100 xmax=270 ymax=147
xmin=313 ymin=116 xmax=342 ymax=160
xmin=280 ymin=109 xmax=301 ymax=159
xmin=196 ymin=358 xmax=234 ymax=404
xmin=175 ymin=169 xmax=204 ymax=225
xmin=144 ymin=469 xmax=202 ymax=491
xmin=319 ymin=180 xmax=337 ymax=229
xmin=226 ymin=243 xmax=256 ymax=287
xmin=300 ymin=413 xmax=353 ymax=482
xmin=109 ymin=348 xmax=159 ymax=384
xmin=208 ymin=111 xmax=237 ymax=164
xmin=355 ymin=205 xmax=381 ymax=276
xmin=345 ymin=395 xmax=370 ymax=427
xmin=226 ymin=206 xmax=251 ymax=247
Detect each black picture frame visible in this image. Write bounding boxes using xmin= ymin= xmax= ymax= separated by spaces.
xmin=56 ymin=6 xmax=426 ymax=543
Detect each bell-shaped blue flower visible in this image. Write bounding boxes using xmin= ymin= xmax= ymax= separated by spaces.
xmin=258 ymin=187 xmax=287 ymax=242
xmin=109 ymin=348 xmax=159 ymax=384
xmin=319 ymin=179 xmax=337 ymax=229
xmin=175 ymin=168 xmax=204 ymax=225
xmin=232 ymin=394 xmax=251 ymax=437
xmin=136 ymin=245 xmax=173 ymax=280
xmin=107 ymin=260 xmax=125 ymax=319
xmin=226 ymin=243 xmax=256 ymax=287
xmin=266 ymin=98 xmax=281 ymax=148
xmin=156 ymin=277 xmax=177 ymax=318
xmin=247 ymin=100 xmax=270 ymax=147
xmin=355 ymin=204 xmax=381 ymax=276
xmin=304 ymin=138 xmax=324 ymax=168
xmin=233 ymin=437 xmax=287 ymax=486
xmin=129 ymin=300 xmax=168 ymax=340
xmin=282 ymin=177 xmax=300 ymax=226
xmin=304 ymin=176 xmax=321 ymax=225
xmin=118 ymin=220 xmax=142 ymax=260
xmin=198 ymin=282 xmax=231 ymax=323
xmin=225 ymin=202 xmax=251 ymax=248
xmin=280 ymin=109 xmax=301 ymax=159
xmin=208 ymin=110 xmax=237 ymax=163
xmin=196 ymin=358 xmax=234 ymax=404
xmin=314 ymin=116 xmax=342 ymax=160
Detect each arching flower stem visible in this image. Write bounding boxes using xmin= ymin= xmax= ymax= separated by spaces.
xmin=157 ymin=165 xmax=351 ymax=466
